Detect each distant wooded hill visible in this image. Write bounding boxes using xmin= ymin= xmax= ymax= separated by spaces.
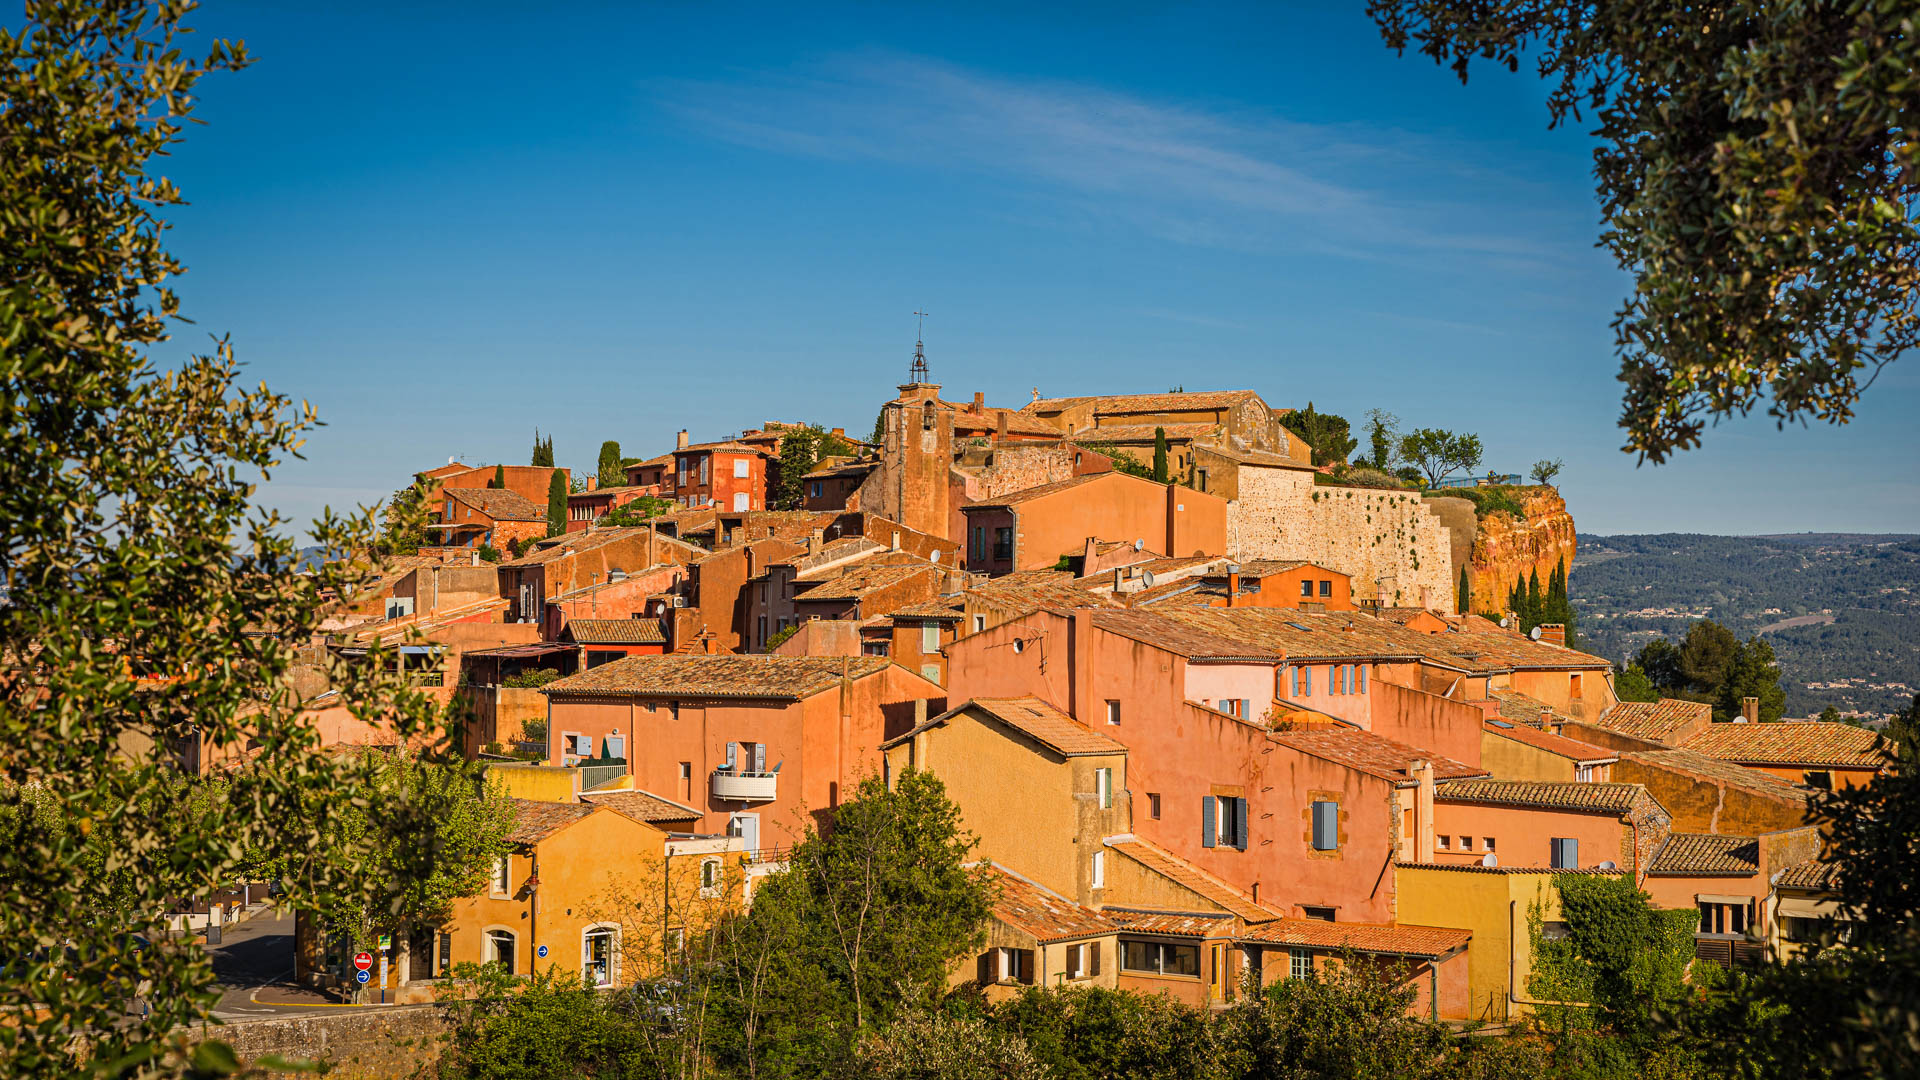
xmin=1573 ymin=533 xmax=1920 ymax=718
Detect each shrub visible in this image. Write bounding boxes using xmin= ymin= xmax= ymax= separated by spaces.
xmin=503 ymin=668 xmax=561 ymax=689
xmin=1326 ymin=466 xmax=1410 ymax=490
xmin=477 ymin=543 xmax=501 ymax=563
xmin=765 ymin=624 xmax=800 ymax=651
xmin=1427 ymin=486 xmax=1527 ymax=520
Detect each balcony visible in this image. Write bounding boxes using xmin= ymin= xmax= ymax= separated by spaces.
xmin=711 ymin=769 xmax=778 ymax=802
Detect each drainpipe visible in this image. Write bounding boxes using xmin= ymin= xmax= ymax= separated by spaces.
xmin=529 ymin=852 xmax=539 ymax=976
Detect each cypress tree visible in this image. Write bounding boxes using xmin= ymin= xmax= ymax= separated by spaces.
xmin=597 ymin=440 xmax=623 ymax=488
xmin=1526 ymin=568 xmax=1543 ymax=631
xmin=531 ymin=431 xmax=553 ymax=468
xmin=489 ymin=464 xmax=504 ymax=489
xmin=1152 ymin=427 xmax=1169 ymax=483
xmin=545 ymin=470 xmax=567 ymax=537
xmin=1457 ymin=566 xmax=1470 ymax=614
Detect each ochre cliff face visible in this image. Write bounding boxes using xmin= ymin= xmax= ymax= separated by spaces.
xmin=1468 ymin=488 xmax=1577 ymax=615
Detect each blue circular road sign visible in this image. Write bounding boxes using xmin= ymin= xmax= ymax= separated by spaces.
xmin=537 ymin=944 xmax=550 ymax=959
xmin=355 ymin=969 xmax=371 ymax=984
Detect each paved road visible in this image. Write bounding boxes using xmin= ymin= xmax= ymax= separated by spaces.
xmin=207 ymin=907 xmax=348 ymax=1018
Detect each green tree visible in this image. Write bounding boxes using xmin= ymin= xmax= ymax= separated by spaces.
xmin=1613 ymin=664 xmax=1658 ymax=704
xmin=1678 ymin=620 xmax=1740 ymax=694
xmin=531 ymin=430 xmax=553 ymax=467
xmin=381 ymin=482 xmax=428 ymax=555
xmin=1152 ymin=426 xmax=1170 ymax=483
xmin=1457 ymin=566 xmax=1470 ymax=615
xmin=990 ymin=985 xmax=1217 ymax=1080
xmin=1397 ymin=427 xmax=1484 ymax=488
xmin=545 ymin=469 xmax=567 ymax=538
xmin=596 ymin=440 xmax=623 ymax=489
xmin=769 ymin=424 xmax=856 ymax=510
xmin=1530 ymin=458 xmax=1563 ymax=486
xmin=1819 ymin=706 xmax=1843 ymax=724
xmin=1716 ymin=637 xmax=1786 ymax=723
xmin=1364 ymin=408 xmax=1400 ymax=471
xmin=1080 ymin=441 xmax=1155 ymax=480
xmin=1632 ymin=638 xmax=1685 ymax=694
xmin=856 ymin=1006 xmax=1048 ymax=1080
xmin=1370 ymin=2 xmax=1919 ymax=464
xmin=870 ymin=410 xmax=887 ymax=445
xmin=428 ymin=968 xmax=671 ymax=1080
xmin=1281 ymin=402 xmax=1359 ymax=467
xmin=598 ymin=496 xmax=676 ymax=527
xmin=0 ymin=4 xmax=450 ymax=1071
xmin=710 ymin=769 xmax=991 ymax=1073
xmin=489 ymin=464 xmax=505 ymax=489
xmin=1888 ymin=693 xmax=1920 ymax=763
xmin=1525 ymin=568 xmax=1543 ymax=632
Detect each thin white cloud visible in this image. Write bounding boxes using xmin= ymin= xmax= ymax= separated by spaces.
xmin=654 ymin=51 xmax=1576 ymax=267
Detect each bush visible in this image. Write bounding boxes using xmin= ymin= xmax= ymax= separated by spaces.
xmin=764 ymin=623 xmax=801 ymax=652
xmin=1320 ymin=466 xmax=1411 ymax=490
xmin=1427 ymin=485 xmax=1528 ymax=520
xmin=502 ymin=668 xmax=561 ymax=689
xmin=477 ymin=544 xmax=501 ymax=563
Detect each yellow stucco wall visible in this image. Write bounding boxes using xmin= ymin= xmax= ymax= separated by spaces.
xmin=1479 ymin=732 xmax=1578 ymax=783
xmin=1394 ymin=866 xmax=1562 ymax=1024
xmin=485 ymin=763 xmax=580 ymax=803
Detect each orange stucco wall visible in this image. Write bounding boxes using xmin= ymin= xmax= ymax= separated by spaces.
xmin=1429 ymin=802 xmax=1634 ymax=872
xmin=969 ymin=473 xmax=1229 ymax=573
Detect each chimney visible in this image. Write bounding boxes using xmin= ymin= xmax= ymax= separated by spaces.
xmin=831 ymin=427 xmax=845 ymax=439
xmin=891 ymin=530 xmax=901 ymax=552
xmin=996 ymin=410 xmax=1009 ymax=442
xmin=1537 ymin=623 xmax=1566 ymax=647
xmin=808 ymin=529 xmax=824 ymax=557
xmin=1740 ymin=695 xmax=1759 ymax=723
xmin=1412 ymin=759 xmax=1436 ymax=863
xmin=1226 ymin=569 xmax=1241 ymax=608
xmin=914 ymin=698 xmax=928 ymax=726
xmin=1071 ymin=608 xmax=1095 ymax=723
xmin=676 ymin=429 xmax=689 ymax=450
xmin=586 ymin=475 xmax=598 ymax=491
xmin=972 ymin=391 xmax=985 ymax=412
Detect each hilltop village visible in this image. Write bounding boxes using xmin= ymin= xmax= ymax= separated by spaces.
xmin=274 ymin=367 xmax=1888 ymax=1024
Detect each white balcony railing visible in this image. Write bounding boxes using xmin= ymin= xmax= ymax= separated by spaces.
xmin=711 ymin=769 xmax=778 ymax=802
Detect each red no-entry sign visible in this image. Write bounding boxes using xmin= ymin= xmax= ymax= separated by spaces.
xmin=353 ymin=952 xmax=374 ymax=972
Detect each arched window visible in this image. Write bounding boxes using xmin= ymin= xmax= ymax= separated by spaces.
xmin=700 ymin=857 xmax=723 ymax=898
xmin=582 ymin=925 xmax=619 ymax=987
xmin=485 ymin=929 xmax=516 ymax=973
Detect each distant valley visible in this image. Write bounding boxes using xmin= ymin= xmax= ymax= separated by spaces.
xmin=1572 ymin=533 xmax=1920 ymax=718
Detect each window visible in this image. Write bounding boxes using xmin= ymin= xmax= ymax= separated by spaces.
xmin=486 ymin=930 xmax=516 ymax=972
xmin=1105 ymin=699 xmax=1121 ymax=726
xmin=1700 ymin=901 xmax=1750 ymax=937
xmin=970 ymin=525 xmax=986 ymax=562
xmin=1147 ymin=792 xmax=1162 ymax=819
xmin=1122 ymin=940 xmax=1201 ymax=977
xmin=1806 ymin=770 xmax=1832 ymax=789
xmin=1436 ymin=834 xmax=1450 ymax=850
xmin=699 ymin=457 xmax=709 ymax=483
xmin=921 ymin=664 xmax=940 ymax=681
xmin=1300 ymin=580 xmax=1313 ymax=598
xmin=972 ymin=614 xmax=986 ymax=633
xmin=1195 ymin=468 xmax=1208 ymax=491
xmin=1203 ymin=795 xmax=1248 ymax=850
xmin=1092 ymin=850 xmax=1105 ymax=889
xmin=491 ymin=855 xmax=511 ymax=897
xmin=1301 ymin=906 xmax=1336 ymax=922
xmin=1319 ymin=580 xmax=1332 ymax=597
xmin=732 ymin=491 xmax=749 ymax=512
xmin=985 ymin=946 xmax=1032 ymax=984
xmin=700 ymin=857 xmax=722 ymax=898
xmin=992 ymin=527 xmax=1013 ymax=561
xmin=809 ymin=481 xmax=823 ymax=499
xmin=921 ymin=622 xmax=940 ymax=653
xmin=1289 ymin=948 xmax=1314 ymax=979
xmin=436 ymin=931 xmax=452 ymax=978
xmin=582 ymin=926 xmax=618 ymax=987
xmin=1311 ymin=800 xmax=1339 ymax=851
xmin=1067 ymin=942 xmax=1101 ymax=979
xmin=563 ymin=733 xmax=591 ymax=757
xmin=1459 ymin=836 xmax=1473 ymax=852
xmin=1550 ymin=837 xmax=1580 ymax=869
xmin=679 ymin=761 xmax=692 ymax=800
xmin=1575 ymin=765 xmax=1593 ymax=782
xmin=1484 ymin=837 xmax=1496 ymax=853
xmin=733 ymin=458 xmax=750 ymax=478
xmin=1095 ymin=768 xmax=1113 ymax=809
xmin=1570 ymin=672 xmax=1584 ymax=697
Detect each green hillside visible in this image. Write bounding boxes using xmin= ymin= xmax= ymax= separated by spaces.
xmin=1572 ymin=533 xmax=1920 ymax=718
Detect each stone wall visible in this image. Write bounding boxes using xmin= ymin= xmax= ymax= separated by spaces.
xmin=1226 ymin=467 xmax=1454 ymax=608
xmin=201 ymin=1005 xmax=453 ymax=1078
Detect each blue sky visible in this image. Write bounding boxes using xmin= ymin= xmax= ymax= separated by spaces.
xmin=155 ymin=1 xmax=1918 ymax=537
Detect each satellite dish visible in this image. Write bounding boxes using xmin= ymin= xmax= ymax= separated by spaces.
xmin=1481 ymin=853 xmax=1497 ymax=867
xmin=1529 ymin=626 xmax=1542 ymax=641
xmin=1140 ymin=571 xmax=1155 ymax=588
xmin=1225 ymin=562 xmax=1241 ymax=575
xmin=1498 ymin=616 xmax=1510 ymax=628
xmin=1597 ymin=860 xmax=1618 ymax=870
xmin=1133 ymin=538 xmax=1145 ymax=551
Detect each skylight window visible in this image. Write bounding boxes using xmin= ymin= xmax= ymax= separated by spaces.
xmin=1286 ymin=622 xmax=1314 ymax=632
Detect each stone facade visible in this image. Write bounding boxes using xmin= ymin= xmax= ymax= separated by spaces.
xmin=1225 ymin=466 xmax=1454 ymax=609
xmin=202 ymin=1005 xmax=453 ymax=1078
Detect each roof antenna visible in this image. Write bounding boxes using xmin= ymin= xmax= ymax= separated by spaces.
xmin=909 ymin=309 xmax=931 ymax=385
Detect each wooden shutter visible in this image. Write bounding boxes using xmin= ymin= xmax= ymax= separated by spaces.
xmin=752 ymin=743 xmax=767 ymax=772
xmin=1019 ymin=949 xmax=1037 ymax=984
xmin=1233 ymin=797 xmax=1249 ymax=851
xmin=1202 ymin=796 xmax=1217 ymax=848
xmin=1089 ymin=941 xmax=1101 ymax=976
xmin=977 ymin=952 xmax=993 ymax=984
xmin=725 ymin=742 xmax=737 ymax=770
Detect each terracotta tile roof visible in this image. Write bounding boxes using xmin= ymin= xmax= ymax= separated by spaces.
xmin=970 ymin=571 xmax=1118 ymax=618
xmin=1482 ymin=720 xmax=1617 ymax=763
xmin=974 ymin=698 xmax=1126 ymax=757
xmin=583 ymin=789 xmax=703 ymax=825
xmin=1436 ymin=779 xmax=1647 ymax=815
xmin=964 ymin=473 xmax=1114 ymax=509
xmin=880 ymin=697 xmax=1126 ymax=758
xmin=1106 ymin=910 xmax=1233 ymax=937
xmin=1144 ymin=608 xmax=1614 ymax=673
xmin=1396 ymin=862 xmax=1626 ymax=876
xmin=1273 ymin=727 xmax=1486 ymax=784
xmin=1680 ymin=722 xmax=1889 ymax=769
xmin=801 ymin=458 xmax=879 ymax=480
xmin=444 ymin=487 xmax=545 ymax=522
xmin=507 ymin=799 xmax=596 ymax=845
xmin=502 ymin=526 xmax=692 ymax=567
xmin=1620 ymin=748 xmax=1813 ymax=804
xmin=564 ymin=618 xmax=667 ymax=645
xmin=674 ymin=440 xmax=769 ymax=456
xmin=1102 ymin=835 xmax=1281 ymax=922
xmin=1068 ymin=422 xmax=1221 ymax=443
xmin=1092 ymin=609 xmax=1287 ymax=661
xmin=543 ymin=654 xmax=892 ymax=700
xmin=1774 ymin=859 xmax=1843 ymax=890
xmin=1595 ymin=699 xmax=1712 ymax=743
xmin=1487 ymin=687 xmax=1573 ymax=729
xmin=1647 ymin=833 xmax=1760 ymax=876
xmin=986 ymin=865 xmax=1120 ymax=943
xmin=1240 ymin=918 xmax=1472 ymax=959
xmin=797 ymin=562 xmax=933 ymax=603
xmin=890 ymin=596 xmax=966 ymax=620
xmin=1199 ymin=445 xmax=1311 ymax=469
xmin=418 ymin=461 xmax=475 ymax=479
xmin=1024 ymin=390 xmax=1261 ymax=415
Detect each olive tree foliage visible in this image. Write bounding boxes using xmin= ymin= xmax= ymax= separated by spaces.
xmin=1369 ymin=1 xmax=1920 ymax=464
xmin=1397 ymin=427 xmax=1483 ymax=487
xmin=1 ymin=2 xmax=452 ymax=1074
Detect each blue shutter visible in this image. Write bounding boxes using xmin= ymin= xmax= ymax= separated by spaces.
xmin=1241 ymin=699 xmax=1252 ymax=721
xmin=1302 ymin=667 xmax=1313 ymax=695
xmin=1202 ymin=796 xmax=1217 ymax=848
xmin=1233 ymin=797 xmax=1249 ymax=851
xmin=1288 ymin=667 xmax=1299 ymax=697
xmin=1359 ymin=665 xmax=1368 ymax=694
xmin=1312 ymin=801 xmax=1338 ymax=850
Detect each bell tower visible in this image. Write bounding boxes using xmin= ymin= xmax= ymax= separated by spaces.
xmin=881 ymin=311 xmax=953 ymax=540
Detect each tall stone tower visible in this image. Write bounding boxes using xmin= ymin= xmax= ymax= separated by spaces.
xmin=880 ymin=327 xmax=954 ymax=541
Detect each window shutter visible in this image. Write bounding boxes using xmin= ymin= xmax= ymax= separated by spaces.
xmin=1303 ymin=667 xmax=1313 ymax=695
xmin=1359 ymin=666 xmax=1368 ymax=693
xmin=1018 ymin=949 xmax=1037 ymax=985
xmin=753 ymin=743 xmax=767 ymax=773
xmin=1233 ymin=797 xmax=1249 ymax=851
xmin=725 ymin=742 xmax=737 ymax=770
xmin=1202 ymin=796 xmax=1217 ymax=848
xmin=1241 ymin=698 xmax=1252 ymax=720
xmin=1288 ymin=667 xmax=1299 ymax=696
xmin=977 ymin=952 xmax=993 ymax=984
xmin=1089 ymin=941 xmax=1101 ymax=976
xmin=1312 ymin=801 xmax=1338 ymax=850
xmin=606 ymin=735 xmax=625 ymax=759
